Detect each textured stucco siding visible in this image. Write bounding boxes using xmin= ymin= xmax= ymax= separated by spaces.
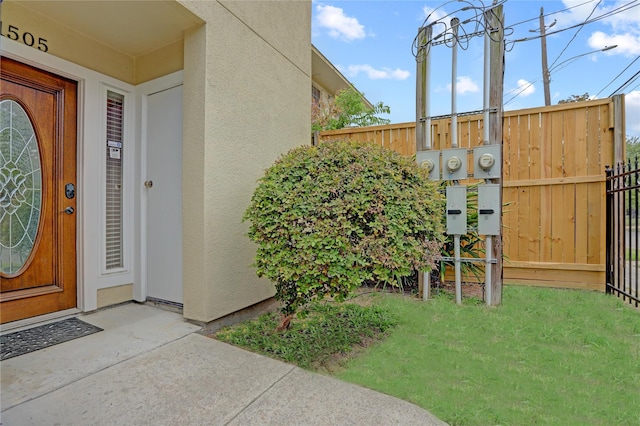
xmin=180 ymin=1 xmax=311 ymax=322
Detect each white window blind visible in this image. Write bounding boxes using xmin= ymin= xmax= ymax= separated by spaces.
xmin=312 ymin=85 xmax=321 ymax=105
xmin=105 ymin=91 xmax=124 ymax=269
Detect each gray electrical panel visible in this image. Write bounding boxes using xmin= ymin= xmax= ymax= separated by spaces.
xmin=478 ymin=184 xmax=500 ymax=235
xmin=441 ymin=148 xmax=468 ymax=181
xmin=416 ymin=150 xmax=441 ymax=181
xmin=473 ymin=145 xmax=502 ymax=179
xmin=446 ymin=185 xmax=467 ymax=235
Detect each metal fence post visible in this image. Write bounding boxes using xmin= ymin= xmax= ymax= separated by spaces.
xmin=605 ymin=165 xmax=613 ymax=295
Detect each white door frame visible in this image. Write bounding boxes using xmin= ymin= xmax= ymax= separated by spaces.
xmin=136 ymin=71 xmax=184 ymax=302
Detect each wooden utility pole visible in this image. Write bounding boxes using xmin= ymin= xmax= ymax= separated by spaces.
xmin=487 ymin=3 xmax=505 ymax=305
xmin=539 ymin=7 xmax=551 ymax=106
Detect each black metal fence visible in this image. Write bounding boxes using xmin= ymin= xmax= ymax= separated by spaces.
xmin=606 ymin=157 xmax=639 ymax=307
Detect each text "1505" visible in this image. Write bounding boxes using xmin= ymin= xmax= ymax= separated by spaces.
xmin=0 ymin=22 xmax=48 ymax=52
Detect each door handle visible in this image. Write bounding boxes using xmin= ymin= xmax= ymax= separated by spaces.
xmin=63 ymin=206 xmax=75 ymax=215
xmin=144 ymin=180 xmax=153 ymax=188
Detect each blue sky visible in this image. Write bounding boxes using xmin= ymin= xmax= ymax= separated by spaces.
xmin=311 ymin=0 xmax=640 ymax=137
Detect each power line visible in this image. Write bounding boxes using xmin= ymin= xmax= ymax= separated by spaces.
xmin=508 ymin=0 xmax=639 ymax=45
xmin=549 ymin=0 xmax=602 ymax=69
xmin=610 ymin=69 xmax=640 ymax=96
xmin=596 ymin=55 xmax=640 ymax=97
xmin=507 ymin=0 xmax=597 ymax=29
xmin=504 ymin=80 xmax=537 ymax=105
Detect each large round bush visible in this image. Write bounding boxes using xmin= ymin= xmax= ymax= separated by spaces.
xmin=244 ymin=140 xmax=444 ymax=324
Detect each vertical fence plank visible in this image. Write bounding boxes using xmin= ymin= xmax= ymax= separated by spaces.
xmin=575 ymin=182 xmax=589 ymax=263
xmin=586 ymin=105 xmax=601 ymax=176
xmin=587 ymin=181 xmax=603 ymax=264
xmin=529 ymin=113 xmax=542 ymax=261
xmin=563 ymin=184 xmax=577 ymax=263
xmin=563 ymin=109 xmax=578 ymax=178
xmin=550 ymin=110 xmax=565 ymax=262
xmin=502 ymin=116 xmax=513 ymax=182
xmin=518 ymin=186 xmax=531 ymax=260
xmin=540 ymin=111 xmax=553 ymax=263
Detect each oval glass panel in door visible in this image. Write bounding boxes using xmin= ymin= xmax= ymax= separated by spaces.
xmin=0 ymin=99 xmax=42 ymax=275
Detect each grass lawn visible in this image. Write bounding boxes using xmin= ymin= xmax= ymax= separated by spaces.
xmin=337 ymin=287 xmax=640 ymax=425
xmin=214 ymin=286 xmax=640 ymax=425
xmin=628 ymin=248 xmax=638 ymax=261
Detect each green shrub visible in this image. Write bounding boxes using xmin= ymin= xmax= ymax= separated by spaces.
xmin=244 ymin=140 xmax=444 ymax=327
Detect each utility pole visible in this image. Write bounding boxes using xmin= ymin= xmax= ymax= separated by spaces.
xmin=539 ymin=7 xmax=551 ymax=106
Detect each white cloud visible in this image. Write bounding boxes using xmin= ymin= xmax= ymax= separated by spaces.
xmin=516 ymin=79 xmax=536 ymax=97
xmin=626 ymin=90 xmax=640 ymax=136
xmin=344 ymin=64 xmax=410 ymax=80
xmin=555 ymin=1 xmax=640 ymax=57
xmin=422 ymin=6 xmax=446 ymax=25
xmin=445 ymin=76 xmax=480 ymax=94
xmin=505 ymin=79 xmax=535 ymax=100
xmin=315 ymin=4 xmax=365 ymax=42
xmin=588 ymin=31 xmax=640 ymax=56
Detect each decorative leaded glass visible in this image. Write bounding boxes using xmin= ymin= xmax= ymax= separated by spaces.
xmin=0 ymin=99 xmax=42 ymax=275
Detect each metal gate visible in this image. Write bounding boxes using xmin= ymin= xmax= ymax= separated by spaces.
xmin=606 ymin=157 xmax=639 ymax=306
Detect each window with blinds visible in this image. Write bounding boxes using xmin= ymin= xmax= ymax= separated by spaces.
xmin=312 ymin=85 xmax=321 ymax=105
xmin=105 ymin=91 xmax=124 ymax=269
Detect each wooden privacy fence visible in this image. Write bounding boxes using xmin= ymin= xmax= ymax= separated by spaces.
xmin=319 ymin=97 xmax=626 ymax=290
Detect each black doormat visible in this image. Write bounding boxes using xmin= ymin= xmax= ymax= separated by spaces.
xmin=0 ymin=318 xmax=103 ymax=361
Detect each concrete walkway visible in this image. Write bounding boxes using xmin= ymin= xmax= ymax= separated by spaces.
xmin=1 ymin=303 xmax=446 ymax=425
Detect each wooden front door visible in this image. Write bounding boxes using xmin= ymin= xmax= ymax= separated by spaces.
xmin=0 ymin=57 xmax=77 ymax=324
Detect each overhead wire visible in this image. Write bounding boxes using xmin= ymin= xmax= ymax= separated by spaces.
xmin=504 ymin=80 xmax=537 ymax=105
xmin=609 ymin=70 xmax=640 ymax=96
xmin=412 ymin=0 xmax=508 ymax=60
xmin=507 ymin=0 xmax=598 ymax=29
xmin=503 ymin=0 xmax=639 ymax=102
xmin=549 ymin=0 xmax=602 ymax=70
xmin=595 ymin=55 xmax=640 ymax=97
xmin=507 ymin=0 xmax=639 ymax=46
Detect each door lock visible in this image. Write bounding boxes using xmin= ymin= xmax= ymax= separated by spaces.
xmin=65 ymin=183 xmax=75 ymax=199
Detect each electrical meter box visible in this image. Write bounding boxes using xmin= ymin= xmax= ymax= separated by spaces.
xmin=446 ymin=185 xmax=467 ymax=235
xmin=473 ymin=145 xmax=502 ymax=179
xmin=478 ymin=184 xmax=500 ymax=235
xmin=442 ymin=148 xmax=468 ymax=181
xmin=416 ymin=150 xmax=441 ymax=181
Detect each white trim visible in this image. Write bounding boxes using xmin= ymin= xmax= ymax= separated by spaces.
xmin=99 ymin=84 xmax=135 ymax=277
xmin=135 ymin=71 xmax=184 ymax=302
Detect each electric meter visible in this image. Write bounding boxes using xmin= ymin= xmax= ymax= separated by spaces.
xmin=442 ymin=148 xmax=467 ymax=180
xmin=420 ymin=159 xmax=435 ymax=173
xmin=478 ymin=153 xmax=495 ymax=171
xmin=447 ymin=156 xmax=462 ymax=172
xmin=416 ymin=150 xmax=441 ymax=181
xmin=473 ymin=145 xmax=501 ymax=179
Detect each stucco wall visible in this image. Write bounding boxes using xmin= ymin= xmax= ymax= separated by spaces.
xmin=180 ymin=1 xmax=311 ymax=322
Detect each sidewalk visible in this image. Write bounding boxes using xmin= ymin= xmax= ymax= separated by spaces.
xmin=1 ymin=303 xmax=446 ymax=425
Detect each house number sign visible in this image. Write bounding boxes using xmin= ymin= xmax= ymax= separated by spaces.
xmin=0 ymin=21 xmax=48 ymax=52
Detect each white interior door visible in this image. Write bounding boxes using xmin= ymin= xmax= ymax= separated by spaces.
xmin=146 ymin=85 xmax=183 ymax=304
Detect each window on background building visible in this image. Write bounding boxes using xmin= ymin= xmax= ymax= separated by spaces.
xmin=312 ymin=85 xmax=321 ymax=105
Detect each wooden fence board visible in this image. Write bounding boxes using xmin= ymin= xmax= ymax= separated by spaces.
xmin=575 ymin=183 xmax=589 ymax=264
xmin=518 ymin=114 xmax=530 ymax=181
xmin=318 ymin=98 xmax=618 ymax=290
xmin=551 ymin=110 xmax=564 ymax=178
